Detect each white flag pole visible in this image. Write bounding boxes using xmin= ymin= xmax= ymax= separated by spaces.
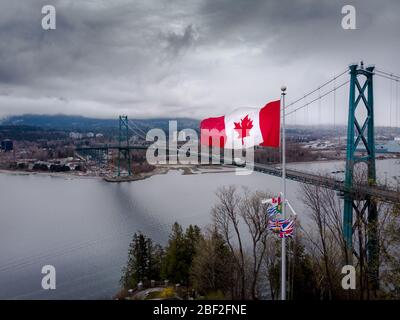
xmin=281 ymin=85 xmax=287 ymax=301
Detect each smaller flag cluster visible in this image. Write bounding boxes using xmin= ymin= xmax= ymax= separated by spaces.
xmin=279 ymin=219 xmax=295 ymax=238
xmin=266 ymin=196 xmax=282 ymax=217
xmin=265 ymin=196 xmax=295 ymax=238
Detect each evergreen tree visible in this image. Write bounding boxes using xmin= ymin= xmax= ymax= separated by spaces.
xmin=184 ymin=225 xmax=202 ymax=284
xmin=266 ymin=236 xmax=319 ymax=300
xmin=162 ymin=222 xmax=202 ymax=285
xmin=162 ymin=223 xmax=186 ymax=284
xmin=289 ymin=239 xmax=319 ymax=300
xmin=149 ymin=243 xmax=164 ymax=281
xmin=191 ymin=227 xmax=234 ymax=297
xmin=120 ymin=232 xmax=163 ymax=289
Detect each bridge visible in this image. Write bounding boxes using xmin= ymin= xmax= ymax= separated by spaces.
xmin=75 ymin=144 xmax=400 ymax=203
xmin=252 ymin=162 xmax=399 ymax=203
xmin=75 ymin=62 xmax=400 ymax=290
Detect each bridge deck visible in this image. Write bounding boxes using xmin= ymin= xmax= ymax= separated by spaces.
xmin=75 ymin=146 xmax=399 ymax=203
xmin=253 ymin=163 xmax=399 ymax=203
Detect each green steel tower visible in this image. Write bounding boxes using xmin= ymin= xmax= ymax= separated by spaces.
xmin=343 ymin=62 xmax=378 ymax=288
xmin=117 ymin=115 xmax=132 ymax=176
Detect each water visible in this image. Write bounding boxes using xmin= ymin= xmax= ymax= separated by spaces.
xmin=288 ymin=158 xmax=400 ymax=186
xmin=0 ymin=159 xmax=398 ymax=299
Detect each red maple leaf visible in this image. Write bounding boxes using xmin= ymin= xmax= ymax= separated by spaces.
xmin=234 ymin=114 xmax=253 ymax=145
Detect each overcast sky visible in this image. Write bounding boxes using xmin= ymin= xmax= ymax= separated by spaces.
xmin=0 ymin=0 xmax=399 ymax=125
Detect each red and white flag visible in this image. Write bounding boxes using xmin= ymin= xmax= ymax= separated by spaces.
xmin=263 ymin=196 xmax=282 ymax=205
xmin=200 ymin=100 xmax=280 ymax=149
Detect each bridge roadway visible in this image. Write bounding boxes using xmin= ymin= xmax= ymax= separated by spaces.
xmin=75 ymin=145 xmax=399 ymax=203
xmin=252 ymin=162 xmax=399 ymax=204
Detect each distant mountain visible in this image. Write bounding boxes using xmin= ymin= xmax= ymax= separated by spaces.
xmin=1 ymin=114 xmax=116 ymax=129
xmin=0 ymin=114 xmax=200 ymax=132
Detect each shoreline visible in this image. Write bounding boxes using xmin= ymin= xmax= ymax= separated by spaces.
xmin=0 ymin=164 xmax=233 ymax=182
xmin=1 ymin=157 xmax=397 ymax=182
xmin=0 ymin=168 xmax=102 ymax=180
xmin=285 ymin=156 xmax=400 ymax=166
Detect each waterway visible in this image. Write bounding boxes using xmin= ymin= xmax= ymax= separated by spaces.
xmin=0 ymin=159 xmax=398 ymax=299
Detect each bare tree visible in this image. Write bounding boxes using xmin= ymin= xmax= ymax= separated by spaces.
xmin=239 ymin=188 xmax=271 ymax=299
xmin=212 ymin=186 xmax=274 ymax=299
xmin=300 ymin=182 xmax=347 ymax=299
xmin=212 ymin=185 xmax=246 ymax=299
xmin=190 ymin=226 xmax=235 ymax=298
xmin=299 ymin=163 xmax=396 ymax=300
xmin=262 ymin=238 xmax=280 ymax=300
xmin=378 ymin=199 xmax=400 ymax=299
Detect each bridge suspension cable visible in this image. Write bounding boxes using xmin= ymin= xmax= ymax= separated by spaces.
xmin=126 ymin=121 xmax=147 ymax=141
xmin=121 ymin=66 xmax=398 ymax=136
xmin=375 ymin=68 xmax=400 ymax=80
xmin=397 ymin=77 xmax=399 ymax=128
xmin=375 ymin=72 xmax=400 ymax=81
xmin=128 ymin=120 xmax=147 ymax=137
xmin=318 ymin=86 xmax=321 ymax=124
xmin=285 ymin=69 xmax=348 ymax=109
xmin=285 ymin=79 xmax=349 ymax=117
xmin=375 ymin=68 xmax=400 ymax=127
xmin=333 ymin=77 xmax=336 ymax=128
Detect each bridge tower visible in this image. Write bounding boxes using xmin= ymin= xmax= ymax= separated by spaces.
xmin=343 ymin=62 xmax=378 ymax=288
xmin=117 ymin=115 xmax=132 ymax=176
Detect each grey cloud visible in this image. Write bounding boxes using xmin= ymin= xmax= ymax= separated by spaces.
xmin=164 ymin=24 xmax=198 ymax=57
xmin=0 ymin=0 xmax=398 ymax=127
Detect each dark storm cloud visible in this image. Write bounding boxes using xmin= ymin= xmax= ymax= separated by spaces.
xmin=164 ymin=24 xmax=198 ymax=56
xmin=0 ymin=0 xmax=399 ymax=126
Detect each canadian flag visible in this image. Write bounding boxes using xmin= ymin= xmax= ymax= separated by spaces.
xmin=200 ymin=100 xmax=280 ymax=149
xmin=263 ymin=196 xmax=282 ymax=205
